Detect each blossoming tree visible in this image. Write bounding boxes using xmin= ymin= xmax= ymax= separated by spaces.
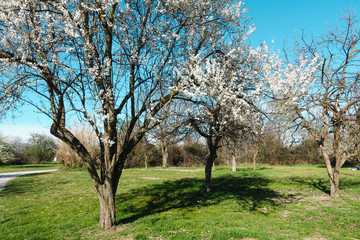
xmin=0 ymin=0 xmax=260 ymax=228
xmin=179 ymin=41 xmax=320 ymax=191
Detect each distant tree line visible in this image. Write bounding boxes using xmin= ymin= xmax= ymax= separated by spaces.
xmin=0 ymin=133 xmax=57 ymax=165
xmin=52 ymin=124 xmax=340 ymax=169
xmin=2 ymin=127 xmax=357 ymax=169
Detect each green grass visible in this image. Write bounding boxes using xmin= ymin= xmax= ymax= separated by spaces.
xmin=0 ymin=165 xmax=359 ymax=239
xmin=0 ymin=162 xmax=60 ymax=173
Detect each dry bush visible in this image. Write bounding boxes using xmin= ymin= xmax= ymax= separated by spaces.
xmin=166 ymin=143 xmax=207 ymax=167
xmin=257 ymin=135 xmax=322 ymax=165
xmin=125 ymin=142 xmax=207 ymax=168
xmin=126 ymin=143 xmax=161 ymax=168
xmin=180 ymin=142 xmax=207 ymax=166
xmin=55 ymin=124 xmax=100 ymax=168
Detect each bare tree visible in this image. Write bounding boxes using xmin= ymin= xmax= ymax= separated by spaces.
xmin=0 ymin=0 xmax=256 ymax=228
xmin=150 ymin=98 xmax=190 ymax=168
xmin=293 ymin=12 xmax=360 ymax=198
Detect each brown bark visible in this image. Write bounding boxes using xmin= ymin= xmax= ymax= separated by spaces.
xmin=320 ymin=144 xmax=340 ymax=198
xmin=97 ymin=182 xmax=116 ymax=229
xmin=329 ymin=169 xmax=340 ymax=198
xmin=160 ymin=139 xmax=168 ymax=168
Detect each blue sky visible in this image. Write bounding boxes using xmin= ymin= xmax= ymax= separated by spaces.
xmin=0 ymin=0 xmax=358 ymax=140
xmin=246 ymin=0 xmax=358 ymax=49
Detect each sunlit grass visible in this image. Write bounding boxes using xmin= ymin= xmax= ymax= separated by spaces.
xmin=0 ymin=165 xmax=359 ymax=239
xmin=0 ymin=162 xmax=60 ymax=173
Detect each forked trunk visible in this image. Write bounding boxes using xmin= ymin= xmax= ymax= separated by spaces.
xmin=97 ymin=183 xmax=116 ymax=229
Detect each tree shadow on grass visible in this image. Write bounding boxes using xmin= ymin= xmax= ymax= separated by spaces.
xmin=289 ymin=176 xmax=360 ymax=196
xmin=116 ymin=175 xmax=295 ymax=225
xmin=290 ymin=177 xmax=330 ymax=195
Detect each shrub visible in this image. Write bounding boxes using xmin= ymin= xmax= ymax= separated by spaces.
xmin=23 ymin=133 xmax=57 ymax=163
xmin=126 ymin=143 xmax=161 ymax=168
xmin=181 ymin=142 xmax=207 ymax=166
xmin=168 ymin=145 xmax=184 ymax=166
xmin=0 ymin=141 xmax=18 ymax=165
xmin=125 ymin=142 xmax=207 ymax=168
xmin=257 ymin=136 xmax=322 ymax=165
xmin=291 ymin=139 xmax=322 ymax=164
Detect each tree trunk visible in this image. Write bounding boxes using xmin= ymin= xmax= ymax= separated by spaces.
xmin=329 ymin=124 xmax=341 ymax=198
xmin=97 ymin=183 xmax=116 ymax=229
xmin=320 ymin=144 xmax=340 ymax=198
xmin=160 ymin=139 xmax=168 ymax=168
xmin=329 ymin=169 xmax=340 ymax=198
xmin=144 ymin=154 xmax=148 ymax=170
xmin=232 ymin=155 xmax=236 ymax=172
xmin=205 ymin=148 xmax=217 ymax=192
xmin=252 ymin=149 xmax=258 ymax=171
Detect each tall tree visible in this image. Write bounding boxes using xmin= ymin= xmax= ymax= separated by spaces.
xmin=291 ymin=12 xmax=360 ymax=198
xmin=0 ymin=0 xmax=256 ymax=228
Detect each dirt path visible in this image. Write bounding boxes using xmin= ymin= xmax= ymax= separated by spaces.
xmin=0 ymin=169 xmax=58 ymax=192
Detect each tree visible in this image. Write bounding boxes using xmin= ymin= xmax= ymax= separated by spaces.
xmin=0 ymin=0 xmax=257 ymax=228
xmin=181 ymin=52 xmax=258 ymax=191
xmin=0 ymin=134 xmax=18 ymax=165
xmin=23 ymin=133 xmax=57 ymax=163
xmin=291 ymin=12 xmax=360 ymax=198
xmin=0 ymin=134 xmax=27 ymax=165
xmin=126 ymin=136 xmax=161 ymax=169
xmin=150 ymin=98 xmax=191 ymax=168
xmin=178 ymin=34 xmax=320 ymax=191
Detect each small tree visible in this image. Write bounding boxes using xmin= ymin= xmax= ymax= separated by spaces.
xmin=126 ymin=139 xmax=161 ymax=169
xmin=23 ymin=133 xmax=57 ymax=163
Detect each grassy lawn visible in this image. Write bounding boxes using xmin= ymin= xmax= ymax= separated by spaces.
xmin=0 ymin=165 xmax=359 ymax=239
xmin=0 ymin=162 xmax=60 ymax=173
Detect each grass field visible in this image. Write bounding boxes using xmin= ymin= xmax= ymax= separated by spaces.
xmin=0 ymin=164 xmax=359 ymax=240
xmin=0 ymin=162 xmax=60 ymax=173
